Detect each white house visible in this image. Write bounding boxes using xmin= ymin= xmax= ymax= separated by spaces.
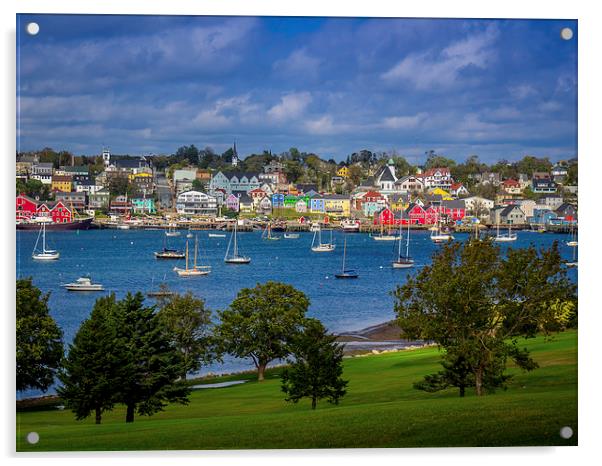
xmin=394 ymin=175 xmax=425 ymax=193
xmin=420 ymin=167 xmax=453 ymax=190
xmin=463 ymin=196 xmax=494 ymax=216
xmin=175 ymin=191 xmax=218 ymax=216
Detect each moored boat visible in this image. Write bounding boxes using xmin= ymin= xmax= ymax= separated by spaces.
xmin=335 ymin=237 xmax=358 ymax=279
xmin=311 ymin=228 xmax=336 ymax=252
xmin=17 ymin=216 xmax=94 ymax=231
xmin=32 ymin=220 xmax=60 ymax=261
xmin=340 ymin=219 xmax=361 ymax=233
xmin=62 ymin=276 xmax=104 ymax=291
xmin=224 ymin=221 xmax=251 ymax=264
xmin=392 ymin=216 xmax=414 ymax=269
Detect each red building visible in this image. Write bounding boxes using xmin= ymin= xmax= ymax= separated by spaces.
xmin=16 ymin=194 xmax=73 ymax=223
xmin=373 ymin=207 xmax=396 ymax=225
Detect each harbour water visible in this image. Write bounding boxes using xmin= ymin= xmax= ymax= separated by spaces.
xmin=16 ymin=228 xmax=577 ymax=398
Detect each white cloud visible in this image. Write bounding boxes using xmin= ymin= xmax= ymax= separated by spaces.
xmin=381 ymin=25 xmax=499 ymax=89
xmin=508 ymin=84 xmax=537 ymax=100
xmin=267 ymin=92 xmax=312 ymax=122
xmin=272 ymin=48 xmax=321 ymax=80
xmin=382 ymin=112 xmax=428 ymax=129
xmin=304 ymin=115 xmax=351 ymax=135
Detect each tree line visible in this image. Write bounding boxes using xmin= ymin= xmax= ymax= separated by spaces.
xmin=17 ymin=239 xmax=577 ymax=423
xmin=16 ymin=280 xmax=348 ymax=424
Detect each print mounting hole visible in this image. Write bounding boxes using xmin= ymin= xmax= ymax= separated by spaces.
xmin=26 ymin=22 xmax=40 ymax=36
xmin=26 ymin=432 xmax=39 ymax=444
xmin=560 ymin=426 xmax=573 ymax=439
xmin=560 ymin=28 xmax=573 ymax=40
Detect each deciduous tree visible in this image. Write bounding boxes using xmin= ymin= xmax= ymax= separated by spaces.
xmin=16 ymin=278 xmax=64 ymax=393
xmin=394 ymin=239 xmax=576 ymax=396
xmin=217 ymin=282 xmax=309 ymax=381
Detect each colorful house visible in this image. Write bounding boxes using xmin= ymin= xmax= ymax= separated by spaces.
xmin=51 ymin=175 xmax=73 ymax=193
xmin=271 ymin=193 xmax=285 ymax=209
xmin=295 ymin=199 xmax=308 ymax=213
xmin=239 ymin=193 xmax=254 ymax=213
xmin=283 ymin=194 xmax=298 ymax=208
xmin=441 ymin=199 xmax=467 ymax=222
xmin=131 ymin=198 xmax=157 ymax=214
xmin=450 ymin=182 xmax=470 ymax=197
xmin=373 ymin=207 xmax=395 ymax=225
xmin=429 ymin=187 xmax=453 ymax=200
xmin=16 ymin=194 xmax=73 ymax=223
xmin=257 ymin=196 xmax=272 ymax=214
xmin=225 ymin=193 xmax=240 ymax=212
xmin=310 ymin=197 xmax=325 ymax=213
xmin=323 ymin=195 xmax=351 ymax=217
xmin=337 ymin=166 xmax=349 ymax=178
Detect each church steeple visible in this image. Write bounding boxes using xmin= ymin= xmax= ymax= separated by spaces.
xmin=232 ymin=141 xmax=239 ymax=167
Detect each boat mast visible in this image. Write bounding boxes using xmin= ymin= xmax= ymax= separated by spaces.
xmin=194 ymin=235 xmax=198 ymax=269
xmin=233 ymin=221 xmax=238 ymax=258
xmin=42 ymin=222 xmax=46 ymax=253
xmin=185 ymin=240 xmax=189 ymax=271
xmin=342 ymin=237 xmax=347 ymax=271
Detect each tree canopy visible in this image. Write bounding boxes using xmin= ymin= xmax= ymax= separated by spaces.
xmin=394 ymin=239 xmax=576 ymax=396
xmin=217 ymin=281 xmax=310 ymax=381
xmin=16 ymin=278 xmax=64 ymax=393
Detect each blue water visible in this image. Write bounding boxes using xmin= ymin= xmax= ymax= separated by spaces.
xmin=16 ymin=228 xmax=577 ymax=397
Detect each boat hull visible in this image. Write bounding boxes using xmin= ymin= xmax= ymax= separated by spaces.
xmin=32 ymin=252 xmax=60 ymax=261
xmin=335 ymin=273 xmax=359 ymax=279
xmin=312 ymin=245 xmax=336 ymax=252
xmin=373 ymin=236 xmax=399 ymax=241
xmin=392 ymin=261 xmax=414 ymax=269
xmin=17 ymin=217 xmax=94 ymax=231
xmin=224 ymin=257 xmax=251 ymax=264
xmin=63 ymin=285 xmax=104 ymax=291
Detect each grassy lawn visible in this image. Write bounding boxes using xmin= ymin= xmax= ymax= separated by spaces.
xmin=16 ymin=330 xmax=577 ymax=451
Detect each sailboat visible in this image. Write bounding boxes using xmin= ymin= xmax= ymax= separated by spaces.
xmin=262 ymin=222 xmax=281 ymax=241
xmin=165 ymin=223 xmax=180 ymax=237
xmin=311 ymin=227 xmax=336 ymax=252
xmin=186 ymin=228 xmax=194 ymax=239
xmin=372 ymin=223 xmax=399 ymax=241
xmin=430 ymin=208 xmax=454 ymax=243
xmin=335 ymin=237 xmax=359 ymax=278
xmin=154 ymin=233 xmax=185 ymax=259
xmin=224 ymin=221 xmax=251 ymax=264
xmin=494 ymin=214 xmax=517 ymax=242
xmin=174 ymin=235 xmax=211 ymax=276
xmin=147 ymin=275 xmax=175 ymax=298
xmin=392 ymin=218 xmax=414 ymax=268
xmin=566 ymin=240 xmax=578 ymax=267
xmin=32 ymin=220 xmax=60 ymax=260
xmin=567 ymin=223 xmax=578 ymax=247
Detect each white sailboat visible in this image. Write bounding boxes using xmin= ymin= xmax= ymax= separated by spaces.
xmin=174 ymin=235 xmax=211 ymax=276
xmin=567 ymin=223 xmax=578 ymax=247
xmin=372 ymin=223 xmax=399 ymax=241
xmin=224 ymin=221 xmax=251 ymax=264
xmin=165 ymin=223 xmax=180 ymax=237
xmin=393 ymin=218 xmax=414 ymax=269
xmin=262 ymin=222 xmax=281 ymax=241
xmin=430 ymin=208 xmax=454 ymax=243
xmin=311 ymin=227 xmax=336 ymax=252
xmin=32 ymin=220 xmax=60 ymax=261
xmin=494 ymin=214 xmax=517 ymax=242
xmin=566 ymin=240 xmax=578 ymax=267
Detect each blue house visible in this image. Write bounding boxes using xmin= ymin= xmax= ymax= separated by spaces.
xmin=271 ymin=193 xmax=285 ymax=208
xmin=528 ymin=208 xmax=558 ymax=225
xmin=310 ymin=197 xmax=325 ymax=213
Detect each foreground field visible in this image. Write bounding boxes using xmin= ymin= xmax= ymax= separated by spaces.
xmin=16 ymin=330 xmax=577 ymax=451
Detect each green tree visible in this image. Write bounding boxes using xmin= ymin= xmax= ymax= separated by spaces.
xmin=281 ymin=319 xmax=348 ymax=409
xmin=113 ymin=293 xmax=190 ymax=422
xmin=191 ymin=178 xmax=206 ymax=192
xmin=394 ymin=240 xmax=576 ymax=396
xmin=157 ymin=292 xmax=215 ymax=379
xmin=58 ymin=296 xmax=119 ymax=424
xmin=16 ymin=278 xmax=63 ymax=393
xmin=217 ymin=281 xmax=310 ymax=381
xmin=424 ymin=150 xmax=456 ymax=169
xmin=284 ymin=160 xmax=304 ymax=183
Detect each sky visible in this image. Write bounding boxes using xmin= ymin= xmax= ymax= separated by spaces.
xmin=16 ymin=15 xmax=577 ymax=164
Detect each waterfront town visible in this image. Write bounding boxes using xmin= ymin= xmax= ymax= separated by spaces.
xmin=16 ymin=145 xmax=578 ymax=232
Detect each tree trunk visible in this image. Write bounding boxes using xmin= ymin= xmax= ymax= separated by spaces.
xmin=125 ymin=403 xmax=135 ymax=423
xmin=95 ymin=406 xmax=102 ymax=424
xmin=475 ymin=367 xmax=484 ymax=396
xmin=459 ymin=385 xmax=465 ymax=398
xmin=257 ymin=361 xmax=267 ymax=382
xmin=311 ymin=397 xmax=317 ymax=410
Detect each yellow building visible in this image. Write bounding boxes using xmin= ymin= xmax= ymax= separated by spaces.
xmin=127 ymin=172 xmax=153 ymax=182
xmin=430 ymin=187 xmax=453 ymax=200
xmin=390 ymin=195 xmax=408 ymax=212
xmin=337 ymin=166 xmax=349 ymax=178
xmin=51 ymin=175 xmax=73 ymax=193
xmin=323 ymin=195 xmax=351 ymax=217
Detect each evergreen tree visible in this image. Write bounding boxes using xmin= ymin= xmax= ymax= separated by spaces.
xmin=58 ymin=296 xmax=118 ymax=424
xmin=281 ymin=319 xmax=348 ymax=409
xmin=217 ymin=281 xmax=309 ymax=381
xmin=16 ymin=278 xmax=63 ymax=393
xmin=111 ymin=293 xmax=190 ymax=422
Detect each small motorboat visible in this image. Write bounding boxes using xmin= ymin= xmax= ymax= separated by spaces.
xmin=62 ymin=276 xmax=104 ymax=291
xmin=208 ymin=233 xmax=226 ymax=238
xmin=284 ymin=233 xmax=300 ymax=239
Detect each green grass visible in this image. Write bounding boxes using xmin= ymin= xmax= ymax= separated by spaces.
xmin=16 ymin=330 xmax=577 ymax=451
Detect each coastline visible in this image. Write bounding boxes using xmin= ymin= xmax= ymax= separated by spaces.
xmin=16 ymin=320 xmax=430 ymax=407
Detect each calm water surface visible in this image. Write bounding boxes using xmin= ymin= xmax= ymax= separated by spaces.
xmin=16 ymin=227 xmax=577 ymax=397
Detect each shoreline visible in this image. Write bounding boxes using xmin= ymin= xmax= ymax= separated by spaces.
xmin=16 ymin=320 xmax=429 ymax=407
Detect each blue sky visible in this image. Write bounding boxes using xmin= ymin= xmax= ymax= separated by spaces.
xmin=16 ymin=15 xmax=577 ymax=164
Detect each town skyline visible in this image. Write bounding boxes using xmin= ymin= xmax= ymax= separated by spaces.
xmin=17 ymin=15 xmax=577 ymax=162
